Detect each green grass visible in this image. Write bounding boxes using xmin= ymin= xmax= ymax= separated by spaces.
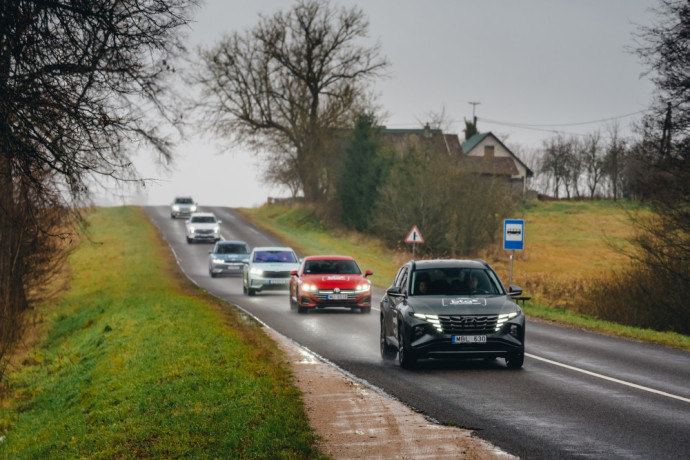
xmin=237 ymin=202 xmax=690 ymax=351
xmin=0 ymin=207 xmax=326 ymax=459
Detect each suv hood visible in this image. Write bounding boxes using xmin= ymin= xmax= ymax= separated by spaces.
xmin=187 ymin=222 xmax=217 ymax=229
xmin=252 ymin=262 xmax=299 ymax=271
xmin=407 ymin=295 xmax=520 ymax=316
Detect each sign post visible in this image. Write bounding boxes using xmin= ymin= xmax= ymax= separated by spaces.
xmin=405 ymin=225 xmax=424 ymax=260
xmin=503 ymin=219 xmax=525 ymax=287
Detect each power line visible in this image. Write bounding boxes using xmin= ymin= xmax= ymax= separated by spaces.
xmin=478 ymin=110 xmax=649 ymax=129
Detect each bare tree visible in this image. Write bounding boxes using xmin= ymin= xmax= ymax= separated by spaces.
xmin=580 ymin=131 xmax=606 ymax=199
xmin=540 ymin=134 xmax=571 ymax=198
xmin=0 ymin=0 xmax=195 ymax=379
xmin=189 ymin=0 xmax=388 ymax=202
xmin=603 ymin=122 xmax=627 ymax=200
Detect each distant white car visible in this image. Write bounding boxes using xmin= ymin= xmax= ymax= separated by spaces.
xmin=171 ymin=196 xmax=197 ymax=219
xmin=186 ymin=212 xmax=221 ymax=244
xmin=243 ymin=246 xmax=300 ymax=296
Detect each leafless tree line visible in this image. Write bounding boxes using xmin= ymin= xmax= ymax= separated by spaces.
xmin=0 ymin=0 xmax=195 ymax=381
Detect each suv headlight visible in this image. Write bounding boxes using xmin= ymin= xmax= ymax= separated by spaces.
xmin=412 ymin=313 xmax=443 ymax=333
xmin=495 ymin=311 xmax=520 ymax=332
xmin=213 ymin=226 xmax=220 ymax=234
xmin=190 ymin=205 xmax=197 ymax=212
xmin=173 ymin=205 xmax=180 ymax=211
xmin=249 ymin=267 xmax=264 ymax=276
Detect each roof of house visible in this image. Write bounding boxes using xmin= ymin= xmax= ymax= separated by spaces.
xmin=380 ymin=127 xmax=462 ymax=157
xmin=462 ymin=132 xmax=534 ymax=177
xmin=461 ymin=132 xmax=491 ymax=153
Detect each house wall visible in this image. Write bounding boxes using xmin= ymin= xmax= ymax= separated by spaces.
xmin=465 ymin=136 xmax=529 ymax=181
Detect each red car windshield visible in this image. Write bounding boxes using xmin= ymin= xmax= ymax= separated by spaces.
xmin=303 ymin=259 xmax=361 ymax=275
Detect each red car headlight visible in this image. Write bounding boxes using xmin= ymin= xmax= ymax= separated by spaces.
xmin=355 ymin=282 xmax=371 ymax=293
xmin=301 ymin=283 xmax=318 ymax=292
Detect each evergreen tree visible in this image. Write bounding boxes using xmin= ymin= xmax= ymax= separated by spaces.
xmin=338 ymin=113 xmax=389 ymax=231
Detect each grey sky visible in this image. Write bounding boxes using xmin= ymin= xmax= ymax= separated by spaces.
xmin=110 ymin=0 xmax=658 ymax=208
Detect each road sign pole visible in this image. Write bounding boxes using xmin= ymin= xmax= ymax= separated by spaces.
xmin=509 ymin=250 xmax=514 ymax=287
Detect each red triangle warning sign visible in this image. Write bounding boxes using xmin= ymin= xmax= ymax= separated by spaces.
xmin=405 ymin=225 xmax=424 ymax=243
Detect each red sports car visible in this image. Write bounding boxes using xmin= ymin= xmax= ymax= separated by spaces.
xmin=289 ymin=255 xmax=373 ymax=314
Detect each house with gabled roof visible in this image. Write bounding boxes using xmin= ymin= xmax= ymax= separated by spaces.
xmin=461 ymin=132 xmax=533 ymax=195
xmin=379 ymin=126 xmax=533 ymax=195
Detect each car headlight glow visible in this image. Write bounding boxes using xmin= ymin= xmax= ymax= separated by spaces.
xmin=412 ymin=313 xmax=443 ymax=333
xmin=495 ymin=311 xmax=520 ymax=332
xmin=213 ymin=226 xmax=220 ymax=234
xmin=250 ymin=267 xmax=264 ymax=276
xmin=173 ymin=205 xmax=180 ymax=211
xmin=190 ymin=205 xmax=197 ymax=212
xmin=188 ymin=226 xmax=195 ymax=233
xmin=355 ymin=283 xmax=371 ymax=292
xmin=301 ymin=283 xmax=318 ymax=292
xmin=212 ymin=258 xmax=224 ymax=264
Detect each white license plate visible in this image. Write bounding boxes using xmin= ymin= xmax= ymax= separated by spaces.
xmin=328 ymin=294 xmax=348 ymax=300
xmin=269 ymin=279 xmax=288 ymax=285
xmin=452 ymin=335 xmax=487 ymax=344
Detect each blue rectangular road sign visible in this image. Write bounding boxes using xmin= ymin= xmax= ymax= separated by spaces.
xmin=504 ymin=219 xmax=524 ymax=250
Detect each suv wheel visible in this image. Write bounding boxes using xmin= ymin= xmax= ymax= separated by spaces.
xmin=505 ymin=351 xmax=524 ymax=369
xmin=380 ymin=318 xmax=396 ymax=361
xmin=398 ymin=324 xmax=416 ymax=369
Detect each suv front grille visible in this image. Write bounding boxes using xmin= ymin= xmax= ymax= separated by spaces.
xmin=438 ymin=315 xmax=498 ymax=334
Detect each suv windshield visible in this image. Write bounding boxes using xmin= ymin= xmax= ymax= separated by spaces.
xmin=253 ymin=250 xmax=297 ymax=263
xmin=190 ymin=216 xmax=216 ymax=224
xmin=411 ymin=268 xmax=503 ymax=296
xmin=175 ymin=197 xmax=193 ymax=204
xmin=216 ymin=243 xmax=249 ymax=254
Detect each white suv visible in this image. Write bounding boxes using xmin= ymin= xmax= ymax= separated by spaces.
xmin=186 ymin=212 xmax=221 ymax=244
xmin=243 ymin=246 xmax=299 ymax=296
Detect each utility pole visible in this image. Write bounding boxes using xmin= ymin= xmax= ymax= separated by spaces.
xmin=468 ymin=101 xmax=480 ymax=126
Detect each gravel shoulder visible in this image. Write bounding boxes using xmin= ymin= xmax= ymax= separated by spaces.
xmin=264 ymin=328 xmax=517 ymax=459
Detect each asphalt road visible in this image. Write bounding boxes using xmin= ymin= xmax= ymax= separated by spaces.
xmin=145 ymin=205 xmax=690 ymax=459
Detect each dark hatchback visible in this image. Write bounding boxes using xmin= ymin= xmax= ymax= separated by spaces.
xmin=380 ymin=259 xmax=525 ymax=369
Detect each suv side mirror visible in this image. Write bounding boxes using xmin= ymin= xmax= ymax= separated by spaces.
xmin=386 ymin=286 xmax=403 ymax=296
xmin=508 ymin=285 xmax=523 ymax=297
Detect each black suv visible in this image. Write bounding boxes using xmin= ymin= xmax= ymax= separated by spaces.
xmin=380 ymin=259 xmax=525 ymax=369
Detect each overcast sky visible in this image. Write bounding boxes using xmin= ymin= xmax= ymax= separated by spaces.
xmin=105 ymin=0 xmax=659 ymax=208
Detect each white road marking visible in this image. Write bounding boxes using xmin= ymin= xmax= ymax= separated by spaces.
xmin=527 ymin=353 xmax=690 ymax=403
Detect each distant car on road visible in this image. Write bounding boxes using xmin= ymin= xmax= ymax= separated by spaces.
xmin=208 ymin=240 xmax=250 ymax=277
xmin=380 ymin=259 xmax=525 ymax=369
xmin=185 ymin=212 xmax=221 ymax=244
xmin=289 ymin=255 xmax=373 ymax=314
xmin=170 ymin=196 xmax=197 ymax=219
xmin=243 ymin=246 xmax=299 ymax=296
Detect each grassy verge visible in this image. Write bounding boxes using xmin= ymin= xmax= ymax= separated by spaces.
xmin=0 ymin=207 xmax=326 ymax=459
xmin=237 ymin=202 xmax=689 ymax=351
